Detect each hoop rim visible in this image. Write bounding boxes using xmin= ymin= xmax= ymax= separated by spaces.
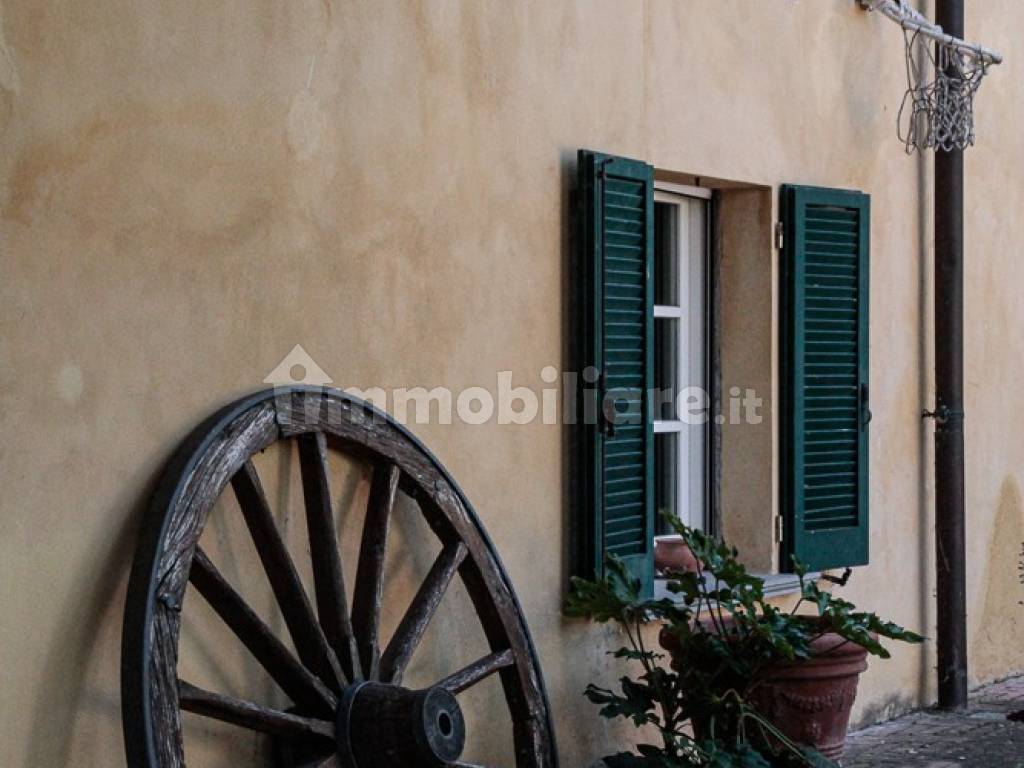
xmin=860 ymin=0 xmax=1003 ymax=66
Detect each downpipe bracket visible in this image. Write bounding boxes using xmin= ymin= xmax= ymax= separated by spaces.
xmin=922 ymin=405 xmax=965 ymax=427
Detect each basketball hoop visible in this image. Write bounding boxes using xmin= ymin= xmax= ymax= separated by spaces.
xmin=860 ymin=0 xmax=1003 ymax=153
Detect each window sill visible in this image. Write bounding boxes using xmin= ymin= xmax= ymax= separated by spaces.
xmin=653 ymin=572 xmax=820 ymax=602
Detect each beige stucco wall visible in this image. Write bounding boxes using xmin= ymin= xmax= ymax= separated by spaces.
xmin=2 ymin=0 xmax=1023 ymax=765
xmin=717 ymin=187 xmax=776 ymax=572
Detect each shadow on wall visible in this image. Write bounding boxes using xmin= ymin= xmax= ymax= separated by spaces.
xmin=21 ymin=464 xmax=156 ymax=766
xmin=971 ymin=475 xmax=1024 ymax=684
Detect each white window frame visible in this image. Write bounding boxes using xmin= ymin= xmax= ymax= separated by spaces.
xmin=653 ymin=183 xmax=711 ymax=532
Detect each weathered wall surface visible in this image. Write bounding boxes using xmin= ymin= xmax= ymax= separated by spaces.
xmin=1 ymin=1 xmax=1022 ymax=765
xmin=717 ymin=187 xmax=775 ymax=573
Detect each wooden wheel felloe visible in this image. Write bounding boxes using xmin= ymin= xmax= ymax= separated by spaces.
xmin=121 ymin=387 xmax=557 ymax=767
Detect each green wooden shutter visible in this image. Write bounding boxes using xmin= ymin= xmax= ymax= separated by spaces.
xmin=780 ymin=185 xmax=870 ymax=572
xmin=575 ymin=149 xmax=655 ymax=597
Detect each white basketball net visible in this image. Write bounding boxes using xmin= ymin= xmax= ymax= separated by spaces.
xmin=900 ymin=27 xmax=990 ymax=153
xmin=861 ymin=0 xmax=1002 ymax=153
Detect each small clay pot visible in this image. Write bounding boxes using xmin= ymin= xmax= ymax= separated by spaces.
xmin=653 ymin=535 xmax=703 ymax=575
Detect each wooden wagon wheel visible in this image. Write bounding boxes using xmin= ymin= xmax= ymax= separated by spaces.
xmin=122 ymin=387 xmax=558 ymax=767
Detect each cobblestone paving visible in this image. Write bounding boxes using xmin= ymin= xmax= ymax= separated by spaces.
xmin=844 ymin=677 xmax=1024 ymax=767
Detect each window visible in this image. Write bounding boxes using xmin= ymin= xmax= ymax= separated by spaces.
xmin=653 ymin=185 xmax=711 ymax=535
xmin=572 ymin=154 xmax=713 ymax=596
xmin=573 ymin=150 xmax=872 ymax=598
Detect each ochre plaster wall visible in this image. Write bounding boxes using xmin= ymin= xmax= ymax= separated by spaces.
xmin=2 ymin=1 xmax=1023 ymax=764
xmin=717 ymin=187 xmax=776 ymax=573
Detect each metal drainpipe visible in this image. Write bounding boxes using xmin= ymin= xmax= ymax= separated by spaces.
xmin=933 ymin=0 xmax=969 ymax=711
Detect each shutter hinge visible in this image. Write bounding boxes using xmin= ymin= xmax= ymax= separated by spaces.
xmin=774 ymin=514 xmax=784 ymax=543
xmin=774 ymin=221 xmax=785 ymax=251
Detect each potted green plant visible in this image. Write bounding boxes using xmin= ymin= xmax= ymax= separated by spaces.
xmin=566 ymin=515 xmax=923 ymax=767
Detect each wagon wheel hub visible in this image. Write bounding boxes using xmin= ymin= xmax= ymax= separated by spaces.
xmin=335 ymin=682 xmax=466 ymax=767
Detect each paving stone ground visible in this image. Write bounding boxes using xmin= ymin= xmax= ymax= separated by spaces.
xmin=843 ymin=676 xmax=1024 ymax=767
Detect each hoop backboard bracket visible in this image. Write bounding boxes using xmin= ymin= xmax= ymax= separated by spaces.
xmin=859 ymin=0 xmax=1003 ymax=66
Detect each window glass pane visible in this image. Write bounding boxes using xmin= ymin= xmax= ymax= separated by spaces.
xmin=681 ymin=197 xmax=707 ymax=532
xmin=684 ymin=198 xmax=707 ymax=393
xmin=685 ymin=421 xmax=706 ymax=532
xmin=652 ymin=192 xmax=709 ymax=541
xmin=656 ymin=428 xmax=704 ymax=533
xmin=654 ymin=202 xmax=679 ymax=306
xmin=655 ymin=432 xmax=678 ymax=535
xmin=654 ymin=318 xmax=679 ymax=420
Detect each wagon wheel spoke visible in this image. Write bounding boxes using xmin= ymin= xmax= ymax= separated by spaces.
xmin=297 ymin=432 xmax=362 ymax=682
xmin=437 ymin=649 xmax=516 ymax=695
xmin=350 ymin=460 xmax=400 ymax=680
xmin=380 ymin=541 xmax=468 ymax=684
xmin=232 ymin=460 xmax=346 ymax=692
xmin=177 ymin=679 xmax=335 ymax=742
xmin=188 ymin=547 xmax=337 ymax=716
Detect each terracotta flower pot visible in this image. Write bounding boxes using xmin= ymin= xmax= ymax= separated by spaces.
xmin=653 ymin=535 xmax=703 ymax=575
xmin=659 ymin=619 xmax=870 ymax=762
xmin=745 ymin=630 xmax=868 ymax=761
